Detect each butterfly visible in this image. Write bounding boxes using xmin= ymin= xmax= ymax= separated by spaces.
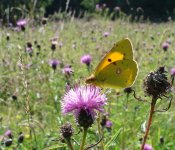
xmin=85 ymin=38 xmax=138 ymax=89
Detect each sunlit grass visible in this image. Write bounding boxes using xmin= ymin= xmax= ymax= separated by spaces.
xmin=0 ymin=17 xmax=175 ymax=149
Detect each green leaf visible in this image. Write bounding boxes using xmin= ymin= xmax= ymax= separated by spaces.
xmin=43 ymin=144 xmax=66 ymax=150
xmin=105 ymin=128 xmax=122 ymax=149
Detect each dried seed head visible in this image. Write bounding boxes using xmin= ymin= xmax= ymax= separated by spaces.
xmin=144 ymin=67 xmax=171 ymax=99
xmin=60 ymin=122 xmax=74 ymax=140
xmin=4 ymin=139 xmax=13 ymax=147
xmin=18 ymin=132 xmax=24 ymax=143
xmin=100 ymin=115 xmax=107 ymax=127
xmin=160 ymin=136 xmax=164 ymax=144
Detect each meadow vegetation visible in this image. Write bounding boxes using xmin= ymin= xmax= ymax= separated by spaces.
xmin=0 ymin=15 xmax=175 ymax=149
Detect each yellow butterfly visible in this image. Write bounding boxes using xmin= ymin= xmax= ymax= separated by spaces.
xmin=85 ymin=38 xmax=138 ymax=89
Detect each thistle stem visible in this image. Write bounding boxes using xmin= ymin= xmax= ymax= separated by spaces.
xmin=66 ymin=138 xmax=74 ymax=150
xmin=80 ymin=127 xmax=88 ymax=150
xmin=97 ymin=112 xmax=104 ymax=150
xmin=141 ymin=100 xmax=156 ymax=150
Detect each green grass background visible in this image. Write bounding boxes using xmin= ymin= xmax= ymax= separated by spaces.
xmin=0 ymin=17 xmax=175 ymax=149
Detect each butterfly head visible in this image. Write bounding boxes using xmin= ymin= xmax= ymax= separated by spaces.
xmin=85 ymin=74 xmax=96 ymax=85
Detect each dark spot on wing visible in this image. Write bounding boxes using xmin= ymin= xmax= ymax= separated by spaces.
xmin=108 ymin=58 xmax=112 ymax=62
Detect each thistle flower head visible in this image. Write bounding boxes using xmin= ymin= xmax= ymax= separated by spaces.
xmin=60 ymin=122 xmax=74 ymax=140
xmin=49 ymin=59 xmax=60 ymax=70
xmin=114 ymin=6 xmax=121 ymax=12
xmin=81 ymin=54 xmax=92 ymax=66
xmin=4 ymin=130 xmax=12 ymax=138
xmin=144 ymin=67 xmax=171 ymax=99
xmin=144 ymin=144 xmax=153 ymax=150
xmin=18 ymin=132 xmax=24 ymax=144
xmin=103 ymin=32 xmax=109 ymax=37
xmin=105 ymin=120 xmax=113 ymax=128
xmin=17 ymin=19 xmax=27 ymax=27
xmin=170 ymin=67 xmax=175 ymax=77
xmin=162 ymin=42 xmax=169 ymax=51
xmin=61 ymin=85 xmax=107 ymax=128
xmin=17 ymin=19 xmax=27 ymax=31
xmin=63 ymin=65 xmax=73 ymax=77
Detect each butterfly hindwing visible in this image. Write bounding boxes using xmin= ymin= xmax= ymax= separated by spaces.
xmin=95 ymin=59 xmax=138 ymax=89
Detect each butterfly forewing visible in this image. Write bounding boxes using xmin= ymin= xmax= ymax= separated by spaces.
xmin=94 ymin=38 xmax=133 ymax=76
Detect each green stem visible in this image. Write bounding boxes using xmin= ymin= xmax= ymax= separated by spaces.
xmin=80 ymin=128 xmax=88 ymax=150
xmin=97 ymin=112 xmax=104 ymax=150
xmin=122 ymin=95 xmax=129 ymax=150
xmin=66 ymin=138 xmax=74 ymax=150
xmin=141 ymin=99 xmax=156 ymax=150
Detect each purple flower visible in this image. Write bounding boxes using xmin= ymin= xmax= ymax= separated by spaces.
xmin=96 ymin=4 xmax=101 ymax=11
xmin=105 ymin=120 xmax=113 ymax=128
xmin=49 ymin=59 xmax=60 ymax=70
xmin=61 ymin=85 xmax=107 ymax=128
xmin=81 ymin=54 xmax=92 ymax=66
xmin=144 ymin=144 xmax=153 ymax=150
xmin=114 ymin=6 xmax=121 ymax=12
xmin=170 ymin=68 xmax=175 ymax=76
xmin=103 ymin=32 xmax=109 ymax=37
xmin=17 ymin=19 xmax=27 ymax=27
xmin=26 ymin=47 xmax=33 ymax=53
xmin=4 ymin=130 xmax=12 ymax=138
xmin=162 ymin=42 xmax=169 ymax=51
xmin=102 ymin=3 xmax=106 ymax=8
xmin=51 ymin=40 xmax=57 ymax=51
xmin=63 ymin=65 xmax=73 ymax=76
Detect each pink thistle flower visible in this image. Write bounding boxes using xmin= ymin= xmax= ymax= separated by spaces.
xmin=80 ymin=54 xmax=92 ymax=66
xmin=49 ymin=59 xmax=60 ymax=70
xmin=61 ymin=85 xmax=107 ymax=128
xmin=17 ymin=19 xmax=27 ymax=27
xmin=114 ymin=6 xmax=121 ymax=12
xmin=105 ymin=120 xmax=113 ymax=128
xmin=102 ymin=3 xmax=106 ymax=8
xmin=162 ymin=42 xmax=169 ymax=51
xmin=17 ymin=19 xmax=27 ymax=31
xmin=144 ymin=144 xmax=153 ymax=150
xmin=96 ymin=4 xmax=101 ymax=11
xmin=63 ymin=65 xmax=73 ymax=77
xmin=26 ymin=47 xmax=33 ymax=53
xmin=170 ymin=68 xmax=175 ymax=76
xmin=103 ymin=32 xmax=109 ymax=37
xmin=4 ymin=130 xmax=12 ymax=138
